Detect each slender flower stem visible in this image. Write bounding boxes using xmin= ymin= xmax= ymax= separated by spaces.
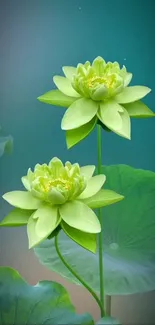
xmin=55 ymin=232 xmax=104 ymax=316
xmin=105 ymin=295 xmax=111 ymax=316
xmin=97 ymin=124 xmax=105 ymax=317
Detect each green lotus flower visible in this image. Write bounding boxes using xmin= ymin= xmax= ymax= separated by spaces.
xmin=38 ymin=56 xmax=154 ymax=148
xmin=0 ymin=157 xmax=124 ymax=252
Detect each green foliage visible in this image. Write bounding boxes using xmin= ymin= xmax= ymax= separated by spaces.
xmin=1 ymin=54 xmax=154 ymax=323
xmin=0 ymin=267 xmax=93 ymax=325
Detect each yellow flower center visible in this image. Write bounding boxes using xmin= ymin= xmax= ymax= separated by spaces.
xmin=87 ymin=75 xmax=116 ymax=89
xmin=41 ymin=178 xmax=71 ymax=193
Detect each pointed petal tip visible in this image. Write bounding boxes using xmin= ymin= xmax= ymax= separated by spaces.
xmin=122 ymin=135 xmax=131 ymax=140
xmin=53 ymin=75 xmax=57 ymax=82
xmin=97 ymin=225 xmax=101 ymax=233
xmin=66 ymin=142 xmax=73 ymax=149
xmin=127 ymin=131 xmax=131 ymax=140
xmin=28 ymin=237 xmax=34 ymax=249
xmin=2 ymin=193 xmax=8 ymax=201
xmin=91 ymin=247 xmax=97 ymax=254
xmin=62 ymin=66 xmax=71 ymax=73
xmin=61 ymin=122 xmax=66 ymax=131
xmin=53 ymin=75 xmax=61 ymax=85
xmin=29 ymin=242 xmax=36 ymax=249
xmin=143 ymin=86 xmax=151 ymax=96
xmin=37 ymin=95 xmax=48 ymax=103
xmin=37 ymin=96 xmax=45 ymax=103
xmin=62 ymin=66 xmax=77 ymax=80
xmin=61 ymin=120 xmax=74 ymax=131
xmin=28 ymin=238 xmax=40 ymax=249
xmin=116 ymin=194 xmax=124 ymax=201
xmin=125 ymin=134 xmax=131 ymax=140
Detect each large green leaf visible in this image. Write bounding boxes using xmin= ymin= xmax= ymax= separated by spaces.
xmin=0 ymin=267 xmax=93 ymax=325
xmin=35 ymin=165 xmax=155 ymax=295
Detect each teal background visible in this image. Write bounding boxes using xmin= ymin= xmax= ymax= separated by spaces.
xmin=0 ymin=0 xmax=155 ymax=322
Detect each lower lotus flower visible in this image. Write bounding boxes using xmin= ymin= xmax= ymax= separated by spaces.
xmin=38 ymin=56 xmax=154 ymax=148
xmin=1 ymin=157 xmax=124 ymax=252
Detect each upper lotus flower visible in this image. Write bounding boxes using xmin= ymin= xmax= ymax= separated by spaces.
xmin=0 ymin=157 xmax=123 ymax=252
xmin=38 ymin=56 xmax=154 ymax=148
xmin=71 ymin=59 xmax=129 ymax=100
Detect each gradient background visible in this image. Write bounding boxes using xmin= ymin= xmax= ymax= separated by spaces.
xmin=0 ymin=0 xmax=155 ymax=324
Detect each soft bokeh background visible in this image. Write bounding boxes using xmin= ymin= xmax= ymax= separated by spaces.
xmin=0 ymin=0 xmax=155 ymax=324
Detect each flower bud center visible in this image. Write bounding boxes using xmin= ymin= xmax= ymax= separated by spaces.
xmin=26 ymin=158 xmax=87 ymax=204
xmin=87 ymin=75 xmax=116 ymax=89
xmin=41 ymin=178 xmax=71 ymax=193
xmin=72 ymin=57 xmax=127 ymax=100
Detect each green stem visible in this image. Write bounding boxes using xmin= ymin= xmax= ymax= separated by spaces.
xmin=105 ymin=295 xmax=111 ymax=316
xmin=97 ymin=124 xmax=105 ymax=317
xmin=55 ymin=232 xmax=104 ymax=316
